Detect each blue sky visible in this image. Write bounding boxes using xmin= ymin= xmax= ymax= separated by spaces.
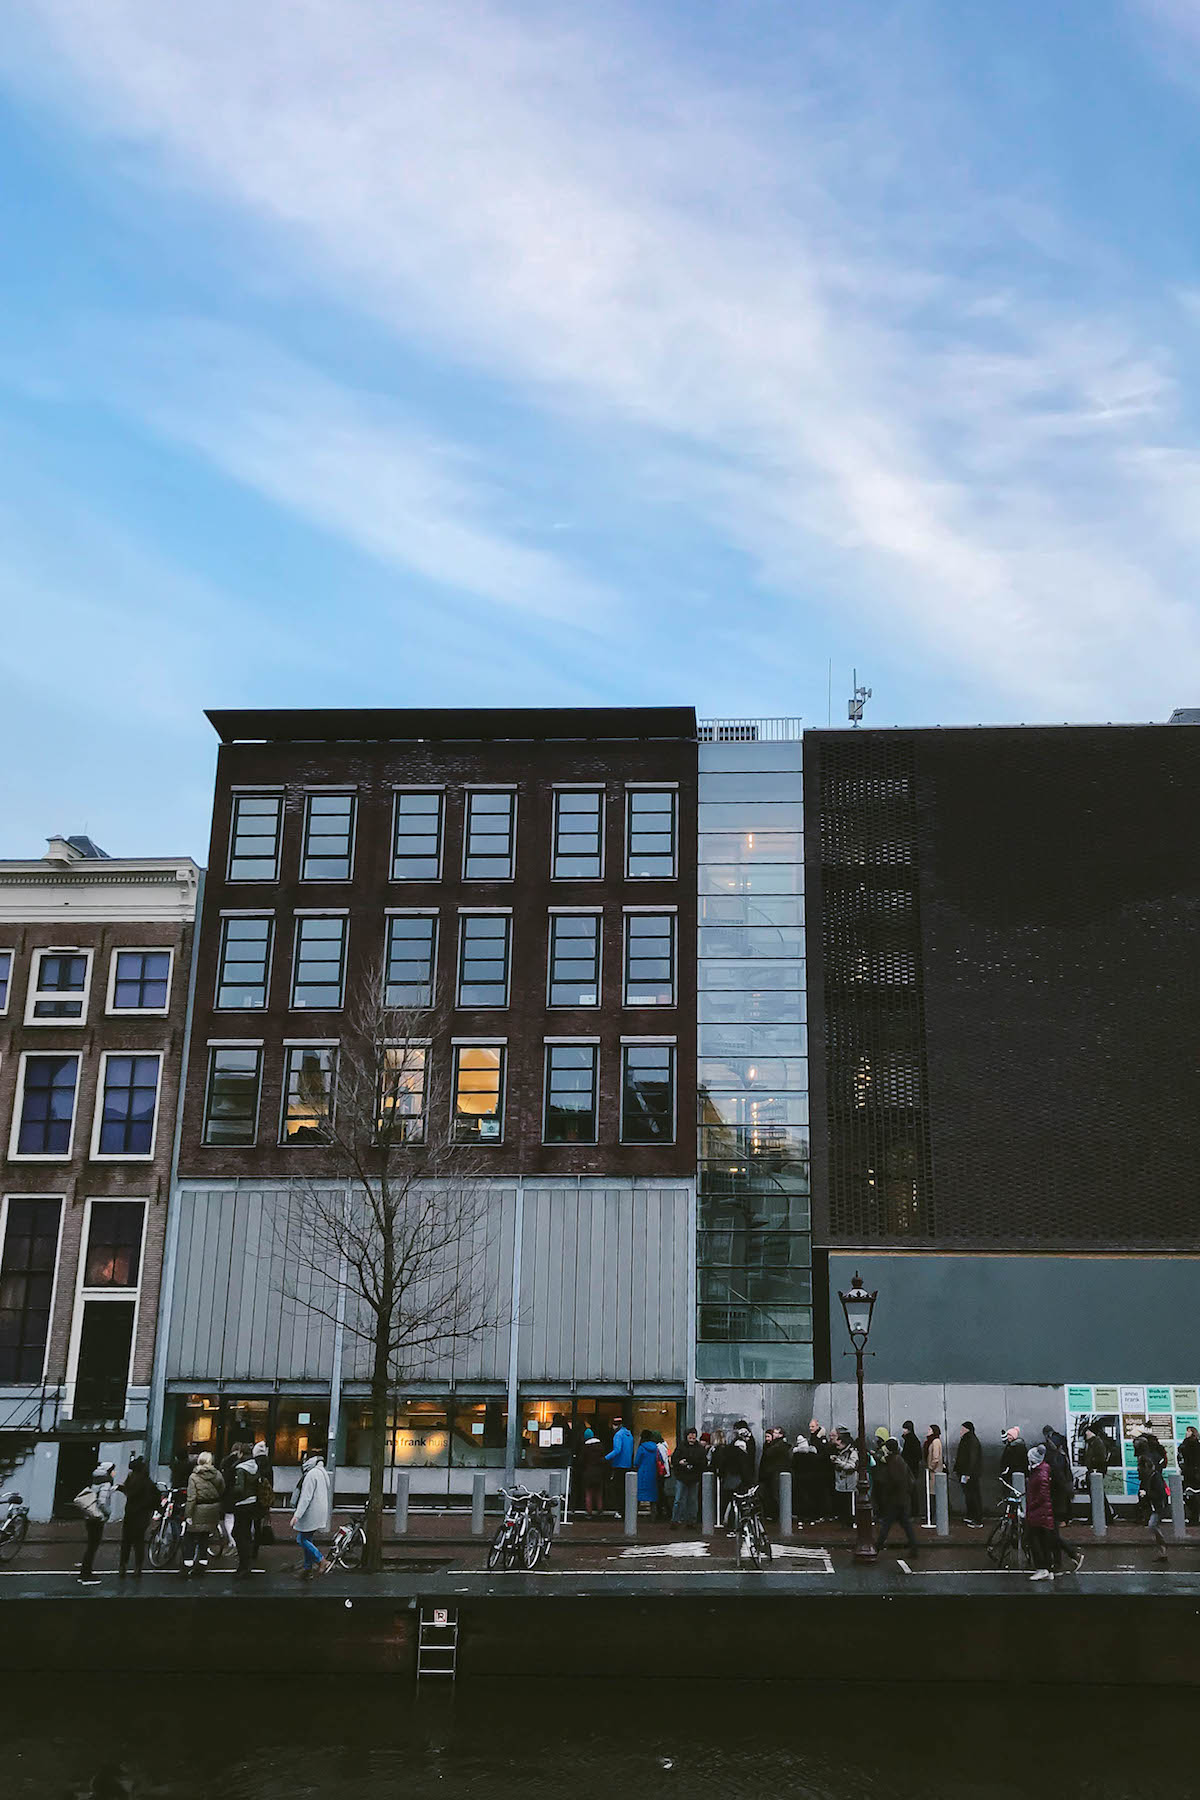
xmin=2 ymin=0 xmax=1200 ymax=860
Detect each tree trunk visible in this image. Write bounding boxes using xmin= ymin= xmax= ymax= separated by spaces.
xmin=365 ymin=1281 xmax=393 ymax=1574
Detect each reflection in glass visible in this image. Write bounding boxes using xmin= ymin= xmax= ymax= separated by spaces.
xmin=699 ymin=960 xmax=805 ymax=991
xmin=697 ymin=1057 xmax=807 ymax=1092
xmin=698 ymin=863 xmax=804 ymax=895
xmin=699 ymin=989 xmax=806 ymax=1025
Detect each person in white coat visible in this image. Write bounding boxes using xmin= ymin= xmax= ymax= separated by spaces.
xmin=290 ymin=1448 xmax=333 ymax=1578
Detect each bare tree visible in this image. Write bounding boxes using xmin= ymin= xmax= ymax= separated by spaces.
xmin=280 ymin=960 xmax=505 ymax=1571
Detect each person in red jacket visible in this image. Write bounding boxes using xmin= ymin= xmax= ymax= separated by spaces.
xmin=1024 ymin=1445 xmax=1058 ymax=1582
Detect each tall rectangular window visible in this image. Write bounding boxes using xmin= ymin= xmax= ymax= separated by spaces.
xmin=0 ymin=1198 xmax=62 ymax=1380
xmin=385 ymin=915 xmax=437 ymax=1008
xmin=216 ymin=917 xmax=272 ymax=1009
xmin=202 ymin=1046 xmax=262 ymax=1146
xmin=110 ymin=949 xmax=171 ymax=1013
xmin=626 ymin=789 xmax=677 ymax=878
xmin=281 ymin=1046 xmax=337 ymax=1144
xmin=228 ymin=793 xmax=283 ymax=881
xmin=83 ymin=1202 xmax=144 ymax=1288
xmin=94 ymin=1054 xmax=161 ymax=1157
xmin=452 ymin=1045 xmax=505 ymax=1142
xmin=27 ymin=950 xmax=90 ymax=1022
xmin=14 ymin=1055 xmax=80 ymax=1157
xmin=552 ymin=790 xmax=603 ymax=879
xmin=547 ymin=914 xmax=601 ymax=1007
xmin=543 ymin=1044 xmax=598 ymax=1143
xmin=392 ymin=791 xmax=443 ymax=880
xmin=379 ymin=1043 xmax=428 ymax=1144
xmin=457 ymin=915 xmax=511 ymax=1008
xmin=0 ymin=950 xmax=12 ymax=1013
xmin=621 ymin=1044 xmax=676 ymax=1143
xmin=464 ymin=791 xmax=516 ymax=880
xmin=302 ymin=792 xmax=356 ymax=881
xmin=291 ymin=916 xmax=348 ymax=1010
xmin=624 ymin=913 xmax=676 ymax=1006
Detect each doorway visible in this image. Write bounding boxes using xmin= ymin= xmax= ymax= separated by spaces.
xmin=53 ymin=1438 xmax=100 ymax=1520
xmin=73 ymin=1300 xmax=135 ymax=1421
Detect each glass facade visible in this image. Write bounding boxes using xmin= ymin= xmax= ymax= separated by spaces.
xmin=696 ymin=731 xmax=811 ymax=1380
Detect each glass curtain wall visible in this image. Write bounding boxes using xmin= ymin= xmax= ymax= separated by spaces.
xmin=696 ymin=727 xmax=812 ymax=1378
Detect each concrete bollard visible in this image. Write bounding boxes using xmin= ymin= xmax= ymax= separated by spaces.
xmin=393 ymin=1470 xmax=410 ymax=1535
xmin=1011 ymin=1470 xmax=1026 ymax=1501
xmin=934 ymin=1470 xmax=950 ymax=1538
xmin=549 ymin=1469 xmax=565 ymax=1533
xmin=1089 ymin=1471 xmax=1107 ymax=1538
xmin=1170 ymin=1468 xmax=1187 ymax=1541
xmin=701 ymin=1471 xmax=716 ymax=1535
xmin=777 ymin=1470 xmax=793 ymax=1538
xmin=624 ymin=1469 xmax=639 ymax=1538
xmin=472 ymin=1472 xmax=486 ymax=1537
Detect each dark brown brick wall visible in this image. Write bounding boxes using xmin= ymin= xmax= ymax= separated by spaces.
xmin=180 ymin=729 xmax=697 ymax=1179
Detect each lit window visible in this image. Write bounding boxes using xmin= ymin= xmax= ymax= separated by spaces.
xmin=385 ymin=915 xmax=437 ymax=1008
xmin=302 ymin=792 xmax=356 ymax=881
xmin=552 ymin=790 xmax=603 ymax=879
xmin=452 ymin=1046 xmax=505 ymax=1142
xmin=464 ymin=791 xmax=516 ymax=880
xmin=543 ymin=1044 xmax=598 ymax=1144
xmin=83 ymin=1202 xmax=143 ymax=1287
xmin=0 ymin=1199 xmax=62 ymax=1380
xmin=228 ymin=793 xmax=283 ymax=881
xmin=216 ymin=917 xmax=272 ymax=1009
xmin=626 ymin=789 xmax=677 ymax=878
xmin=281 ymin=1046 xmax=337 ymax=1144
xmin=621 ymin=1044 xmax=676 ymax=1143
xmin=14 ymin=1054 xmax=80 ymax=1156
xmin=624 ymin=913 xmax=676 ymax=1006
xmin=291 ymin=916 xmax=347 ymax=1010
xmin=378 ymin=1043 xmax=428 ymax=1144
xmin=95 ymin=1054 xmax=160 ymax=1157
xmin=547 ymin=914 xmax=601 ymax=1007
xmin=202 ymin=1047 xmax=262 ymax=1146
xmin=392 ymin=791 xmax=443 ymax=881
xmin=27 ymin=950 xmax=90 ymax=1022
xmin=0 ymin=950 xmax=12 ymax=1014
xmin=110 ymin=950 xmax=171 ymax=1012
xmin=457 ymin=915 xmax=511 ymax=1008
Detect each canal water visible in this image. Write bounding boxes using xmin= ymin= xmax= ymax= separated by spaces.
xmin=2 ymin=1675 xmax=1189 ymax=1798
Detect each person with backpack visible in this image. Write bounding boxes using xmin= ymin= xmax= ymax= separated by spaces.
xmin=252 ymin=1441 xmax=275 ymax=1548
xmin=1084 ymin=1426 xmax=1117 ymax=1526
xmin=229 ymin=1446 xmax=261 ymax=1578
xmin=1136 ymin=1432 xmax=1169 ymax=1565
xmin=117 ymin=1455 xmax=159 ymax=1579
xmin=76 ymin=1463 xmax=115 ymax=1586
xmin=219 ymin=1441 xmax=247 ymax=1554
xmin=182 ymin=1451 xmax=225 ymax=1579
xmin=874 ymin=1440 xmax=919 ymax=1558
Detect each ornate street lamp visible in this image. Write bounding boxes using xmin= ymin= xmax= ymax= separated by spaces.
xmin=837 ymin=1270 xmax=878 ymax=1564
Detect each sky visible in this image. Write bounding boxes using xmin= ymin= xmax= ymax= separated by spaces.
xmin=2 ymin=0 xmax=1200 ymax=861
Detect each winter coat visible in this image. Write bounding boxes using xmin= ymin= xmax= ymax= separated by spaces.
xmin=670 ymin=1440 xmax=709 ymax=1485
xmin=81 ymin=1465 xmax=114 ymax=1523
xmin=633 ymin=1441 xmax=661 ymax=1504
xmin=759 ymin=1437 xmax=793 ymax=1481
xmin=185 ymin=1465 xmax=225 ymax=1533
xmin=738 ymin=1432 xmax=758 ymax=1482
xmin=605 ymin=1426 xmax=634 ymax=1471
xmin=875 ymin=1453 xmax=914 ymax=1511
xmin=999 ymin=1437 xmax=1029 ymax=1479
xmin=292 ymin=1455 xmax=333 ymax=1535
xmin=1138 ymin=1452 xmax=1167 ymax=1513
xmin=832 ymin=1443 xmax=858 ymax=1494
xmin=712 ymin=1441 xmax=745 ymax=1492
xmin=1085 ymin=1433 xmax=1114 ymax=1475
xmin=1043 ymin=1437 xmax=1073 ymax=1512
xmin=924 ymin=1435 xmax=943 ymax=1476
xmin=231 ymin=1457 xmax=261 ymax=1512
xmin=953 ymin=1430 xmax=982 ymax=1479
xmin=900 ymin=1430 xmax=923 ymax=1480
xmin=1025 ymin=1462 xmax=1055 ymax=1529
xmin=578 ymin=1437 xmax=606 ymax=1492
xmin=118 ymin=1464 xmax=160 ymax=1527
xmin=1177 ymin=1436 xmax=1200 ymax=1487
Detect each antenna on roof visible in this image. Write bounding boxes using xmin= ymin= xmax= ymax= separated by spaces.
xmin=848 ymin=669 xmax=872 ymax=727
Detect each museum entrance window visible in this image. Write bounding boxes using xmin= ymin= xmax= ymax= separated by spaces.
xmin=451 ymin=1399 xmax=508 ymax=1466
xmin=274 ymin=1399 xmax=330 ymax=1465
xmin=172 ymin=1393 xmax=219 ymax=1456
xmin=220 ymin=1397 xmax=271 ymax=1458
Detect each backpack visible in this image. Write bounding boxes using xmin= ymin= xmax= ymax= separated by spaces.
xmin=73 ymin=1486 xmax=103 ymax=1522
xmin=257 ymin=1475 xmax=274 ymax=1510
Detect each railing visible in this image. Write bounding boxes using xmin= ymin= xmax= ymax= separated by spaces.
xmin=698 ymin=717 xmax=803 ymax=742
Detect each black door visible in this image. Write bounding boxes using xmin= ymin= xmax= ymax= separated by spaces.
xmin=73 ymin=1301 xmax=135 ymax=1422
xmin=54 ymin=1438 xmax=100 ymax=1519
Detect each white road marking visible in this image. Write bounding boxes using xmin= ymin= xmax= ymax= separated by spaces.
xmin=898 ymin=1560 xmax=913 ymax=1575
xmin=620 ymin=1540 xmax=711 ymax=1559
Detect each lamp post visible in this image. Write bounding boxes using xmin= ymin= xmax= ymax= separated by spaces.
xmin=838 ymin=1270 xmax=878 ymax=1564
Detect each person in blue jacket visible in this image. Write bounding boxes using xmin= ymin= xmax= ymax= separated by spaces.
xmin=633 ymin=1431 xmax=662 ymax=1508
xmin=603 ymin=1417 xmax=635 ymax=1516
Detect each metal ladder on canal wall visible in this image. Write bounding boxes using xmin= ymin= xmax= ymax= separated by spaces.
xmin=416 ymin=1604 xmax=459 ymax=1681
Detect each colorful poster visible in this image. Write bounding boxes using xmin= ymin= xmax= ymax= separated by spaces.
xmin=1067 ymin=1381 xmax=1195 ymax=1508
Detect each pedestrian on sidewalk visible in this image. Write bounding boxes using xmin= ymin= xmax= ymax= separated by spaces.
xmin=1178 ymin=1424 xmax=1200 ymax=1527
xmin=670 ymin=1428 xmax=708 ymax=1528
xmin=831 ymin=1428 xmax=857 ymax=1528
xmin=1041 ymin=1422 xmax=1082 ymax=1562
xmin=219 ymin=1440 xmax=247 ymax=1554
xmin=954 ymin=1421 xmax=983 ymax=1526
xmin=922 ymin=1425 xmax=943 ymax=1526
xmin=291 ymin=1446 xmax=332 ymax=1577
xmin=632 ymin=1431 xmax=661 ymax=1515
xmin=1084 ymin=1426 xmax=1117 ymax=1526
xmin=791 ymin=1434 xmax=821 ymax=1525
xmin=117 ymin=1455 xmax=158 ymax=1579
xmin=604 ymin=1417 xmax=634 ymax=1517
xmin=252 ymin=1441 xmax=275 ymax=1548
xmin=76 ymin=1463 xmax=115 ymax=1586
xmin=899 ymin=1421 xmax=922 ymax=1489
xmin=999 ymin=1427 xmax=1028 ymax=1484
xmin=1136 ymin=1435 xmax=1169 ymax=1565
xmin=710 ymin=1430 xmax=740 ymax=1525
xmin=758 ymin=1427 xmax=792 ymax=1523
xmin=734 ymin=1419 xmax=758 ymax=1484
xmin=181 ymin=1451 xmax=224 ymax=1579
xmin=874 ymin=1440 xmax=919 ymax=1558
xmin=230 ymin=1447 xmax=261 ymax=1578
xmin=653 ymin=1433 xmax=671 ymax=1521
xmin=578 ymin=1428 xmax=606 ymax=1515
xmin=1025 ymin=1445 xmax=1058 ymax=1582
xmin=809 ymin=1420 xmax=837 ymax=1521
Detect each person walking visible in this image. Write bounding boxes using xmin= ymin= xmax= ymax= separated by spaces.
xmin=758 ymin=1427 xmax=793 ymax=1524
xmin=252 ymin=1441 xmax=275 ymax=1549
xmin=874 ymin=1441 xmax=919 ymax=1558
xmin=76 ymin=1462 xmax=115 ymax=1586
xmin=954 ymin=1421 xmax=983 ymax=1526
xmin=1136 ymin=1434 xmax=1169 ymax=1565
xmin=1041 ymin=1422 xmax=1081 ymax=1562
xmin=578 ymin=1427 xmax=606 ymax=1515
xmin=117 ymin=1455 xmax=159 ymax=1579
xmin=181 ymin=1451 xmax=224 ymax=1579
xmin=999 ymin=1427 xmax=1028 ymax=1484
xmin=291 ymin=1446 xmax=333 ymax=1577
xmin=632 ymin=1430 xmax=661 ymax=1515
xmin=1178 ymin=1424 xmax=1200 ymax=1527
xmin=899 ymin=1421 xmax=922 ymax=1489
xmin=1024 ymin=1444 xmax=1058 ymax=1581
xmin=229 ymin=1445 xmax=261 ymax=1578
xmin=670 ymin=1427 xmax=708 ymax=1529
xmin=219 ymin=1440 xmax=246 ymax=1554
xmin=1084 ymin=1426 xmax=1117 ymax=1526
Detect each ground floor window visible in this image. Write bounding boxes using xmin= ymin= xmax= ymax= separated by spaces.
xmin=518 ymin=1395 xmax=683 ymax=1469
xmin=166 ymin=1392 xmax=329 ymax=1465
xmin=340 ymin=1398 xmax=508 ymax=1468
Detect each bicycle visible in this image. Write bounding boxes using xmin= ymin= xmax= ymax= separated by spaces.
xmin=985 ymin=1479 xmax=1029 ymax=1569
xmin=322 ymin=1507 xmax=367 ymax=1573
xmin=146 ymin=1486 xmax=228 ymax=1568
xmin=729 ymin=1484 xmax=773 ymax=1569
xmin=487 ymin=1485 xmax=553 ymax=1570
xmin=0 ymin=1490 xmax=29 ymax=1564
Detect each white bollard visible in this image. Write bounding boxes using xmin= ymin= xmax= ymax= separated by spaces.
xmin=1089 ymin=1470 xmax=1107 ymax=1538
xmin=393 ymin=1471 xmax=410 ymax=1535
xmin=624 ymin=1469 xmax=639 ymax=1538
xmin=701 ymin=1471 xmax=716 ymax=1535
xmin=934 ymin=1471 xmax=950 ymax=1538
xmin=1170 ymin=1468 xmax=1187 ymax=1542
xmin=777 ymin=1470 xmax=794 ymax=1538
xmin=471 ymin=1472 xmax=486 ymax=1537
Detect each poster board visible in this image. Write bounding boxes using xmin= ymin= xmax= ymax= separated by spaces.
xmin=1065 ymin=1383 xmax=1195 ymax=1501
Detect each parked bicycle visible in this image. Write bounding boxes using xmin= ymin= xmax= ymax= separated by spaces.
xmin=0 ymin=1490 xmax=29 ymax=1564
xmin=147 ymin=1485 xmax=228 ymax=1569
xmin=487 ymin=1485 xmax=556 ymax=1570
xmin=728 ymin=1484 xmax=772 ymax=1569
xmin=985 ymin=1479 xmax=1029 ymax=1569
xmin=322 ymin=1506 xmax=367 ymax=1573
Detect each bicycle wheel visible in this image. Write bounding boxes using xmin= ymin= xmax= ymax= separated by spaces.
xmin=756 ymin=1523 xmax=773 ymax=1563
xmin=340 ymin=1526 xmax=365 ymax=1570
xmin=738 ymin=1525 xmax=761 ymax=1569
xmin=0 ymin=1517 xmax=27 ymax=1563
xmin=985 ymin=1517 xmax=1013 ymax=1568
xmin=147 ymin=1521 xmax=179 ymax=1570
xmin=487 ymin=1525 xmax=511 ymax=1570
xmin=207 ymin=1528 xmax=228 ymax=1563
xmin=520 ymin=1524 xmax=544 ymax=1570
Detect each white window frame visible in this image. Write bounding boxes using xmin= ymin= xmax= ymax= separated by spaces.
xmin=65 ymin=1197 xmax=148 ymax=1426
xmin=24 ymin=947 xmax=94 ymax=1027
xmin=0 ymin=1192 xmax=67 ymax=1386
xmin=462 ymin=786 xmax=519 ymax=882
xmin=89 ymin=1050 xmax=164 ymax=1163
xmin=8 ymin=1050 xmax=83 ymax=1161
xmin=0 ymin=947 xmax=14 ymax=1016
xmin=300 ymin=789 xmax=358 ymax=883
xmin=105 ymin=945 xmax=175 ymax=1018
xmin=624 ymin=786 xmax=679 ymax=882
xmin=550 ymin=785 xmax=606 ymax=882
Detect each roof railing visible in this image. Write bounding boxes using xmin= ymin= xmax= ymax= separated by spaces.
xmin=698 ymin=717 xmax=803 ymax=742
